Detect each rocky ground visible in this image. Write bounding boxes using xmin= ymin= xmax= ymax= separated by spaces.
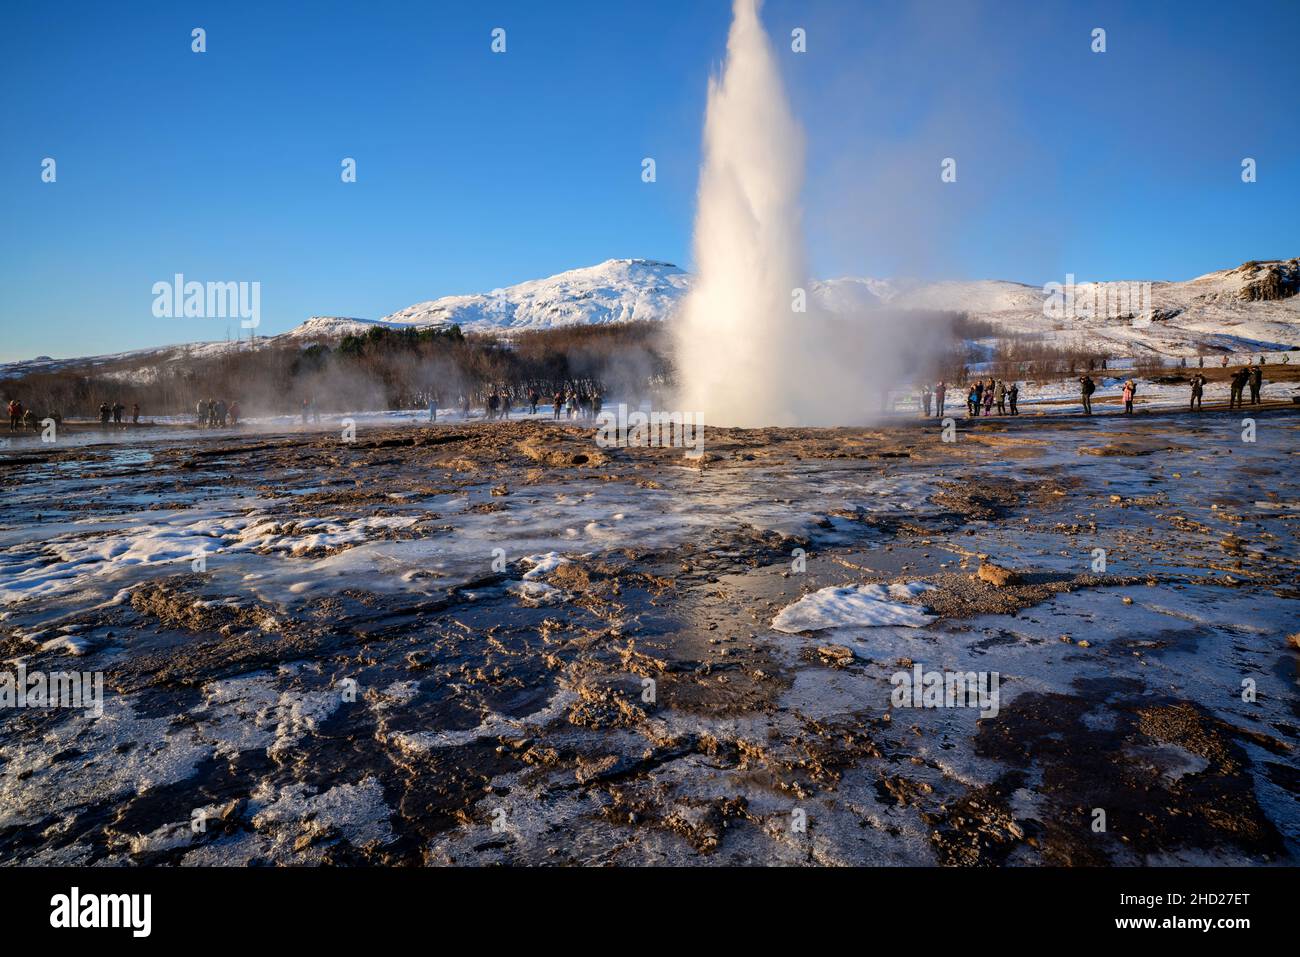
xmin=0 ymin=405 xmax=1297 ymax=866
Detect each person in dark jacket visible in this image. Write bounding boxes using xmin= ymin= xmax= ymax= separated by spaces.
xmin=1229 ymin=368 xmax=1249 ymax=409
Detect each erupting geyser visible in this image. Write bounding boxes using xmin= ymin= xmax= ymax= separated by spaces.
xmin=674 ymin=0 xmax=848 ymax=427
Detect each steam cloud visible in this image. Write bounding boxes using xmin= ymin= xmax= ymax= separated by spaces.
xmin=673 ymin=0 xmax=941 ymax=427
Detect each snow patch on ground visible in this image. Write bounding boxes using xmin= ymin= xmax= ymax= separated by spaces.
xmin=521 ymin=551 xmax=570 ymax=579
xmin=389 ymin=689 xmax=578 ymax=752
xmin=508 ymin=580 xmax=564 ymax=605
xmin=771 ymin=582 xmax=938 ymax=633
xmin=0 ymin=511 xmax=420 ymax=603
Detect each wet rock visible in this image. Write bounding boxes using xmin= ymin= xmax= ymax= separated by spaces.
xmin=976 ymin=563 xmax=1020 ymax=587
xmin=405 ymin=649 xmax=433 ymax=670
xmin=876 ymin=773 xmax=933 ymax=807
xmin=924 ymin=782 xmax=1025 ymax=866
xmin=816 ymin=644 xmax=855 ymax=667
xmin=575 ymin=754 xmax=624 ymax=784
xmin=663 ymin=797 xmax=749 ymax=853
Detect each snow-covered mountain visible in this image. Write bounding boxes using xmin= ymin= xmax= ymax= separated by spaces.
xmin=4 ymin=258 xmax=1297 ymax=378
xmin=382 ymin=258 xmax=690 ymax=332
xmin=276 ymin=259 xmax=690 ymax=342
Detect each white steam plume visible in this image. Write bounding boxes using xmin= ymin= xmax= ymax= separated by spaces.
xmin=674 ymin=0 xmax=929 ymax=426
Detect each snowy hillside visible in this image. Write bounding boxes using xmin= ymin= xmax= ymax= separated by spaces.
xmin=811 ymin=259 xmax=1300 ymax=357
xmin=283 ymin=317 xmax=391 ymax=340
xmin=377 ymin=259 xmax=691 ymax=333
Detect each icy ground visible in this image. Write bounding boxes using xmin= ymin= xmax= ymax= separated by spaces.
xmin=0 ymin=408 xmax=1296 ymax=865
xmin=16 ymin=362 xmax=1300 ymax=452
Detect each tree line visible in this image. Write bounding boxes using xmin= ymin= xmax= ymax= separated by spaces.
xmin=1 ymin=322 xmax=675 ymax=419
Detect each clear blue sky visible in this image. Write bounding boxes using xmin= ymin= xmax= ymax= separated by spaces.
xmin=1 ymin=0 xmax=1296 ymax=361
